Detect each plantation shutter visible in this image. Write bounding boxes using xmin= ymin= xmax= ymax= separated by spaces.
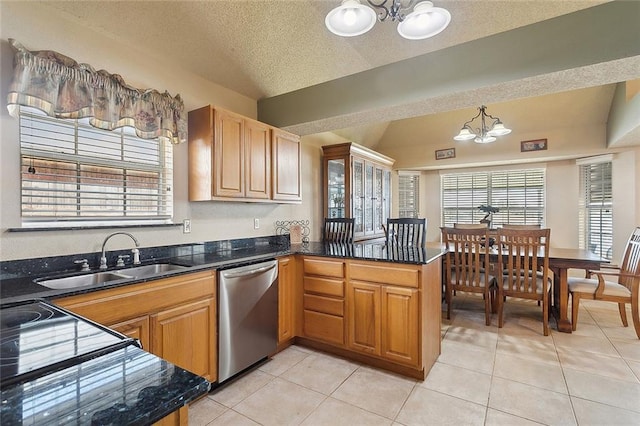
xmin=398 ymin=173 xmax=420 ymax=218
xmin=580 ymin=161 xmax=613 ymax=259
xmin=441 ymin=169 xmax=545 ymax=227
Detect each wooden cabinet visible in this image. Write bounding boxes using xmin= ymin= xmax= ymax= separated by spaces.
xmin=278 ymin=256 xmax=295 ymax=345
xmin=188 ymin=105 xmax=300 ymax=203
xmin=347 ymin=281 xmax=380 ymax=355
xmin=110 ymin=316 xmax=150 ymax=350
xmin=302 ymin=257 xmax=345 ymax=346
xmin=152 ymin=298 xmax=216 ymax=379
xmin=272 ymin=129 xmax=302 ymax=202
xmin=322 ymin=143 xmax=394 ymax=241
xmin=346 ymin=261 xmax=420 ymax=368
xmin=55 ymin=270 xmax=217 ymax=381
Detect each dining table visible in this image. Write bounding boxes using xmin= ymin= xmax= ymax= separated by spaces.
xmin=432 ymin=241 xmax=609 ymax=333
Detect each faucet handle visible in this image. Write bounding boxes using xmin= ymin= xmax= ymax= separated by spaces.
xmin=132 ymin=248 xmax=140 ymax=265
xmin=116 ymin=254 xmax=130 ymax=267
xmin=74 ymin=259 xmax=90 ymax=272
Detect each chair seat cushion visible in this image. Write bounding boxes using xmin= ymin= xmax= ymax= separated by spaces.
xmin=568 ymin=277 xmax=631 ymax=297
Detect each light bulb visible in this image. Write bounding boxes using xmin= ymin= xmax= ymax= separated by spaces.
xmin=343 ymin=8 xmax=357 ymax=26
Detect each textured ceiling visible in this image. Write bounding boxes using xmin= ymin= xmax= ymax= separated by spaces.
xmin=40 ymin=0 xmax=609 ymax=99
xmin=37 ymin=0 xmax=637 ymax=150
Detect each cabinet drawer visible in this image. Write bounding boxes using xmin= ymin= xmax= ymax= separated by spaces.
xmin=350 ymin=262 xmax=419 ymax=288
xmin=304 ymin=294 xmax=344 ymax=316
xmin=303 ymin=310 xmax=344 ymax=345
xmin=304 ymin=276 xmax=344 ymax=297
xmin=303 ymin=258 xmax=344 ymax=278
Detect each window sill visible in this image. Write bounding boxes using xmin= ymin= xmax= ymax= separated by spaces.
xmin=7 ymin=223 xmax=181 ymax=232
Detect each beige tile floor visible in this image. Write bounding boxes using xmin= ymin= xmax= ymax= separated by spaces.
xmin=189 ymin=294 xmax=640 ymax=425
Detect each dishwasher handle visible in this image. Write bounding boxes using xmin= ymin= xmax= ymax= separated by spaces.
xmin=221 ymin=262 xmax=277 ymax=279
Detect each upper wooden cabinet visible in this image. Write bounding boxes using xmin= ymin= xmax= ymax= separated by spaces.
xmin=322 ymin=143 xmax=394 ymax=241
xmin=188 ymin=105 xmax=301 ymax=203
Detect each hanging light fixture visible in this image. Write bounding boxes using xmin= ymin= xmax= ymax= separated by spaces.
xmin=325 ymin=0 xmax=451 ymax=40
xmin=453 ymin=105 xmax=512 ymax=144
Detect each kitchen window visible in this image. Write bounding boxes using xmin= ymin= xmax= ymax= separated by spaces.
xmin=579 ymin=160 xmax=612 ymax=260
xmin=398 ymin=172 xmax=420 ymax=218
xmin=441 ymin=168 xmax=545 ymax=226
xmin=19 ymin=109 xmax=173 ymax=227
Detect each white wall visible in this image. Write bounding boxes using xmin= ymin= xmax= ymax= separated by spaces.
xmin=0 ymin=2 xmax=320 ymax=261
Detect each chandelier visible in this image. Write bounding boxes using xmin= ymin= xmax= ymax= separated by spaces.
xmin=453 ymin=105 xmax=512 ymax=144
xmin=325 ymin=0 xmax=451 ymax=40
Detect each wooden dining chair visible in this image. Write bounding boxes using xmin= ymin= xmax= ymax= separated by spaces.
xmin=323 ymin=217 xmax=355 ymax=243
xmin=441 ymin=227 xmax=496 ymax=325
xmin=568 ymin=227 xmax=640 ymax=339
xmin=496 ymin=228 xmax=552 ymax=335
xmin=386 ymin=218 xmax=426 ymax=247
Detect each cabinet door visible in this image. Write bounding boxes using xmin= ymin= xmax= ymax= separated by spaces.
xmin=151 ymin=298 xmax=216 ymax=381
xmin=278 ymin=257 xmax=294 ymax=344
xmin=271 ymin=129 xmax=301 ymax=202
xmin=347 ymin=281 xmax=380 ymax=355
xmin=245 ymin=119 xmax=271 ymax=199
xmin=110 ymin=316 xmax=150 ymax=351
xmin=373 ymin=166 xmax=384 ymax=235
xmin=214 ymin=108 xmax=244 ymax=198
xmin=381 ymin=286 xmax=419 ymax=367
xmin=364 ymin=162 xmax=375 ymax=236
xmin=352 ymin=158 xmax=365 ymax=238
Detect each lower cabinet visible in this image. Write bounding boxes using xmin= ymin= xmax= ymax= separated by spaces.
xmin=346 ymin=281 xmax=419 ymax=367
xmin=110 ymin=316 xmax=151 ymax=351
xmin=55 ymin=270 xmax=217 ymax=382
xmin=151 ymin=298 xmax=216 ymax=380
xmin=301 ymin=257 xmax=345 ymax=345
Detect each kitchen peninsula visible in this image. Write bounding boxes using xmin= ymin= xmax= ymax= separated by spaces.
xmin=1 ymin=236 xmax=444 ymax=422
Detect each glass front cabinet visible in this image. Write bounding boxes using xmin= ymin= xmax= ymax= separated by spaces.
xmin=322 ymin=143 xmax=394 ymax=241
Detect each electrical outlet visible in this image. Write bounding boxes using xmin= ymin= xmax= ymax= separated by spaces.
xmin=183 ymin=219 xmax=191 ymax=234
xmin=254 ymin=218 xmax=260 ymax=229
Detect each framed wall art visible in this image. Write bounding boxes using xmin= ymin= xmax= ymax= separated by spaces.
xmin=435 ymin=147 xmax=456 ymax=160
xmin=521 ymin=139 xmax=547 ymax=152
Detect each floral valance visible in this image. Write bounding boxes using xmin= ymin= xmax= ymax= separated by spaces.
xmin=6 ymin=39 xmax=186 ymax=144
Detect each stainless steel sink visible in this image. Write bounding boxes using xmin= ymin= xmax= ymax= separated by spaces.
xmin=36 ymin=263 xmax=188 ymax=290
xmin=115 ymin=263 xmax=187 ymax=278
xmin=38 ymin=272 xmax=129 ymax=289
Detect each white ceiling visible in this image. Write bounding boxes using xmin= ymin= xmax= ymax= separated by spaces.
xmin=38 ymin=0 xmax=638 ymax=150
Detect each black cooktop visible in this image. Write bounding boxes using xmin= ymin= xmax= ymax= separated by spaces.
xmin=0 ymin=300 xmax=136 ymax=388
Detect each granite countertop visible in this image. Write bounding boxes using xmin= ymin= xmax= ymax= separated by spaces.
xmin=1 ymin=236 xmax=445 ymax=304
xmin=1 ymin=344 xmax=210 ymax=425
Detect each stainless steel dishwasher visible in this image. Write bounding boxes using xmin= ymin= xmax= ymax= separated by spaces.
xmin=218 ymin=259 xmax=278 ymax=383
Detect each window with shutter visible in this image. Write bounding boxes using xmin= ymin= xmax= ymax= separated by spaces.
xmin=398 ymin=173 xmax=419 ymax=218
xmin=19 ymin=109 xmax=173 ymax=228
xmin=579 ymin=161 xmax=612 ymax=259
xmin=441 ymin=169 xmax=545 ymax=227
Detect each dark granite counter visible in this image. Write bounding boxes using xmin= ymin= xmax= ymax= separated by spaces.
xmin=1 ymin=236 xmax=444 ymax=305
xmin=1 ymin=344 xmax=209 ymax=425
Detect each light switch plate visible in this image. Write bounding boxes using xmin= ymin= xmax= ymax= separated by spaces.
xmin=183 ymin=219 xmax=191 ymax=233
xmin=254 ymin=218 xmax=260 ymax=229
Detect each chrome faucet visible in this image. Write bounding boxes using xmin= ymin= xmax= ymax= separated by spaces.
xmin=99 ymin=232 xmax=141 ymax=270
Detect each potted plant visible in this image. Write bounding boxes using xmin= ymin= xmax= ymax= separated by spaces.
xmin=478 ymin=204 xmax=499 ymax=227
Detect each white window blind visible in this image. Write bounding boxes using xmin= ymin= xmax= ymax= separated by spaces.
xmin=398 ymin=173 xmax=420 ymax=218
xmin=579 ymin=161 xmax=612 ymax=259
xmin=19 ymin=109 xmax=173 ymax=226
xmin=441 ymin=169 xmax=545 ymax=227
